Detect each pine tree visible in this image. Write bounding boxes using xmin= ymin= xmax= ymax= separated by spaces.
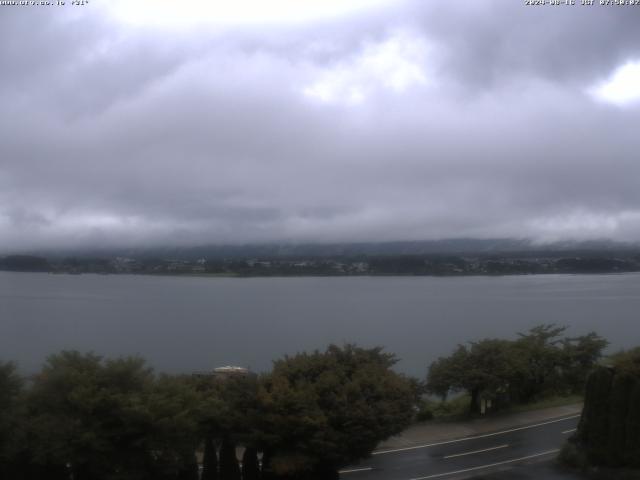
xmin=260 ymin=450 xmax=275 ymax=480
xmin=219 ymin=438 xmax=241 ymax=480
xmin=574 ymin=348 xmax=640 ymax=469
xmin=177 ymin=451 xmax=200 ymax=480
xmin=579 ymin=366 xmax=613 ymax=464
xmin=241 ymin=447 xmax=260 ymax=480
xmin=607 ymin=372 xmax=636 ymax=465
xmin=624 ymin=380 xmax=640 ymax=467
xmin=202 ymin=436 xmax=218 ymax=480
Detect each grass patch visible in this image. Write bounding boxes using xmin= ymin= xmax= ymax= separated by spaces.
xmin=415 ymin=394 xmax=471 ymax=421
xmin=415 ymin=394 xmax=583 ymax=423
xmin=504 ymin=394 xmax=583 ymax=414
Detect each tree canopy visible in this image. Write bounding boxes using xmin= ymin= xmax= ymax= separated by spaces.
xmin=258 ymin=344 xmax=416 ymax=478
xmin=566 ymin=347 xmax=640 ymax=469
xmin=10 ymin=352 xmax=202 ymax=480
xmin=426 ymin=325 xmax=608 ymax=414
xmin=0 ymin=345 xmax=417 ymax=480
xmin=0 ymin=333 xmax=611 ymax=479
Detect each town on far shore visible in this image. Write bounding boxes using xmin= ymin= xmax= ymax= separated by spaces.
xmin=2 ymin=246 xmax=640 ymax=277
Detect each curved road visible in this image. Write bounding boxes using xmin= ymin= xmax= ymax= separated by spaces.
xmin=340 ymin=415 xmax=581 ymax=480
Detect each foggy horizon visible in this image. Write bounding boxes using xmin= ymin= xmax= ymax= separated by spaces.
xmin=3 ymin=1 xmax=640 ymax=250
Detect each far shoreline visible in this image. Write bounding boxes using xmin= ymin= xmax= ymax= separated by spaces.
xmin=3 ymin=269 xmax=640 ymax=279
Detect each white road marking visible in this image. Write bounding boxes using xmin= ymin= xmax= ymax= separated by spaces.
xmin=562 ymin=428 xmax=577 ymax=434
xmin=373 ymin=415 xmax=580 ymax=455
xmin=409 ymin=449 xmax=560 ymax=479
xmin=443 ymin=444 xmax=509 ymax=459
xmin=339 ymin=467 xmax=373 ymax=474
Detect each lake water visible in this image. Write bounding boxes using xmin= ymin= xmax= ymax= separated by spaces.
xmin=1 ymin=272 xmax=639 ymax=377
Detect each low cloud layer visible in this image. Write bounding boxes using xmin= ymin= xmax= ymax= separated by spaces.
xmin=2 ymin=1 xmax=640 ymax=251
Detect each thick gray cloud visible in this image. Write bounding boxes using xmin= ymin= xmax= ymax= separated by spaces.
xmin=1 ymin=0 xmax=640 ymax=251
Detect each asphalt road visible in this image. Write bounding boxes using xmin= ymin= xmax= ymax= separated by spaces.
xmin=340 ymin=415 xmax=581 ymax=480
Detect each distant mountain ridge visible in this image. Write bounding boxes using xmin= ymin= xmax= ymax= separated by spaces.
xmin=18 ymin=238 xmax=640 ymax=261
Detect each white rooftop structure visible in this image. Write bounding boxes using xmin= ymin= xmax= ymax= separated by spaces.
xmin=214 ymin=366 xmax=249 ymax=374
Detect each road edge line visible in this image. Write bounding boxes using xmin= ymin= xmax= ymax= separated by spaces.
xmin=409 ymin=449 xmax=560 ymax=479
xmin=373 ymin=415 xmax=580 ymax=455
xmin=443 ymin=444 xmax=509 ymax=459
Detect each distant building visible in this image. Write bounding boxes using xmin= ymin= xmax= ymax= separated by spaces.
xmin=214 ymin=365 xmax=250 ymax=378
xmin=192 ymin=365 xmax=253 ymax=381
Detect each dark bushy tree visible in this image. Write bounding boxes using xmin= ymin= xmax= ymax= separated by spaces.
xmin=25 ymin=351 xmax=139 ymax=479
xmin=0 ymin=343 xmax=451 ymax=479
xmin=606 ymin=371 xmax=636 ymax=465
xmin=571 ymin=348 xmax=640 ymax=468
xmin=142 ymin=375 xmax=202 ymax=478
xmin=561 ymin=332 xmax=609 ymax=394
xmin=425 ymin=346 xmax=467 ymax=401
xmin=22 ymin=351 xmax=202 ymax=479
xmin=510 ymin=324 xmax=568 ymax=401
xmin=577 ymin=366 xmax=614 ymax=464
xmin=427 ymin=325 xmax=608 ymax=414
xmin=258 ymin=344 xmax=415 ymax=478
xmin=427 ymin=339 xmax=521 ymax=413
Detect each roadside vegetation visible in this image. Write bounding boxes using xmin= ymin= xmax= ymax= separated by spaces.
xmin=560 ymin=347 xmax=640 ymax=479
xmin=415 ymin=393 xmax=584 ymax=423
xmin=0 ymin=325 xmax=614 ymax=479
xmin=424 ymin=324 xmax=606 ymax=416
xmin=0 ymin=345 xmax=416 ymax=480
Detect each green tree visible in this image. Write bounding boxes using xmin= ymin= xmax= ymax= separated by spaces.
xmin=193 ymin=373 xmax=261 ymax=461
xmin=141 ymin=375 xmax=202 ymax=479
xmin=258 ymin=344 xmax=415 ymax=478
xmin=606 ymin=371 xmax=636 ymax=465
xmin=427 ymin=325 xmax=607 ymax=414
xmin=577 ymin=366 xmax=614 ymax=464
xmin=610 ymin=346 xmax=640 ymax=376
xmin=425 ymin=346 xmax=467 ymax=401
xmin=613 ymin=348 xmax=640 ymax=467
xmin=570 ymin=348 xmax=640 ymax=468
xmin=217 ymin=375 xmax=262 ymax=444
xmin=427 ymin=340 xmax=517 ymax=414
xmin=25 ymin=351 xmax=140 ymax=479
xmin=24 ymin=351 xmax=201 ymax=480
xmin=510 ymin=324 xmax=567 ymax=402
xmin=560 ymin=332 xmax=608 ymax=394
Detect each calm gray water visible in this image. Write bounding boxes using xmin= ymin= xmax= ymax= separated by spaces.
xmin=1 ymin=272 xmax=639 ymax=377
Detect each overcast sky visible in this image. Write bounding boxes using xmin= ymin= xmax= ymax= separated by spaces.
xmin=2 ymin=0 xmax=640 ymax=251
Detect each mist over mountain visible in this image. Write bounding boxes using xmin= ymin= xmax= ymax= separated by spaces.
xmin=16 ymin=238 xmax=640 ymax=261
